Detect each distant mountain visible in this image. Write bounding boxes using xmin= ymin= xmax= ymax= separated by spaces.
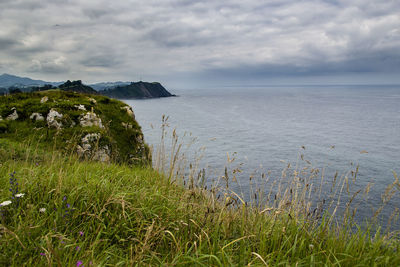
xmin=0 ymin=73 xmax=61 ymax=88
xmin=99 ymin=81 xmax=175 ymax=99
xmin=0 ymin=74 xmax=174 ymax=99
xmin=89 ymin=81 xmax=131 ymax=91
xmin=58 ymin=80 xmax=98 ymax=94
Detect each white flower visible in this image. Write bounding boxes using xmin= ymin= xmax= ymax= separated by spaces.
xmin=15 ymin=193 xmax=25 ymax=198
xmin=39 ymin=208 xmax=46 ymax=213
xmin=0 ymin=200 xmax=12 ymax=206
xmin=309 ymin=244 xmax=314 ymax=250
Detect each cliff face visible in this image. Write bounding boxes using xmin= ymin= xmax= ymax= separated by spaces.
xmin=0 ymin=90 xmax=150 ymax=165
xmin=99 ymin=81 xmax=175 ymax=99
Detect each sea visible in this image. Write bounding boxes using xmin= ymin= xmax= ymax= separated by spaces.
xmin=124 ymin=85 xmax=400 ymax=230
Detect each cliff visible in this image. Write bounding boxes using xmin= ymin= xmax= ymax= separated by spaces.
xmin=99 ymin=81 xmax=175 ymax=99
xmin=0 ymin=90 xmax=150 ymax=165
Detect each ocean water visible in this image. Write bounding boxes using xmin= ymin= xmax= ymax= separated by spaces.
xmin=125 ymin=85 xmax=400 ymax=229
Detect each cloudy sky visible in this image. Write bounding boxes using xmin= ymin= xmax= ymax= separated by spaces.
xmin=0 ymin=0 xmax=399 ymax=87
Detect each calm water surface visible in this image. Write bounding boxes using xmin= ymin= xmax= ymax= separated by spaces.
xmin=125 ymin=85 xmax=400 ymax=229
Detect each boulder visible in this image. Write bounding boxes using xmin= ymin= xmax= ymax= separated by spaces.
xmin=88 ymin=97 xmax=97 ymax=104
xmin=40 ymin=96 xmax=48 ymax=103
xmin=47 ymin=109 xmax=63 ymax=129
xmin=121 ymin=106 xmax=135 ymax=120
xmin=121 ymin=122 xmax=133 ymax=129
xmin=30 ymin=112 xmax=45 ymax=121
xmin=93 ymin=146 xmax=111 ymax=162
xmin=6 ymin=107 xmax=18 ymax=121
xmin=76 ymin=133 xmax=110 ymax=162
xmin=74 ymin=104 xmax=86 ymax=111
xmin=79 ymin=112 xmax=104 ymax=128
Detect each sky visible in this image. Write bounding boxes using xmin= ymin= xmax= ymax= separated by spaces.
xmin=0 ymin=0 xmax=399 ymax=88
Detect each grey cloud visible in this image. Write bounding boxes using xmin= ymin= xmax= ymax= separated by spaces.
xmin=0 ymin=37 xmax=19 ymax=49
xmin=0 ymin=0 xmax=399 ymax=84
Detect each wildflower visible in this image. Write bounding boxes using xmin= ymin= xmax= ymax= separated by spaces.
xmin=40 ymin=252 xmax=46 ymax=256
xmin=0 ymin=200 xmax=12 ymax=206
xmin=9 ymin=172 xmax=19 ymax=199
xmin=15 ymin=193 xmax=25 ymax=198
xmin=79 ymin=231 xmax=84 ymax=237
xmin=39 ymin=208 xmax=46 ymax=213
xmin=76 ymin=261 xmax=84 ymax=267
xmin=76 ymin=246 xmax=80 ymax=251
xmin=309 ymin=244 xmax=314 ymax=250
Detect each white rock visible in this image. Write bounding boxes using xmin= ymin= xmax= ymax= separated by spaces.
xmin=93 ymin=146 xmax=111 ymax=162
xmin=74 ymin=104 xmax=86 ymax=111
xmin=30 ymin=112 xmax=45 ymax=121
xmin=79 ymin=112 xmax=104 ymax=128
xmin=40 ymin=96 xmax=48 ymax=103
xmin=6 ymin=107 xmax=18 ymax=121
xmin=82 ymin=133 xmax=100 ymax=143
xmin=121 ymin=122 xmax=133 ymax=129
xmin=121 ymin=106 xmax=135 ymax=120
xmin=88 ymin=97 xmax=97 ymax=104
xmin=46 ymin=109 xmax=63 ymax=129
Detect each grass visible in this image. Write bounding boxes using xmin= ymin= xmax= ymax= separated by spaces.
xmin=1 ymin=136 xmax=400 ymax=266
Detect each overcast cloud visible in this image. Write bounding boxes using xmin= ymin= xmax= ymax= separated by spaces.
xmin=0 ymin=0 xmax=399 ymax=87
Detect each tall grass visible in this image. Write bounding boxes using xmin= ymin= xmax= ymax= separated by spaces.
xmin=1 ymin=126 xmax=400 ymax=265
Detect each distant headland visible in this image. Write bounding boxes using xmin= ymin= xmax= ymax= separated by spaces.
xmin=0 ymin=73 xmax=175 ymax=99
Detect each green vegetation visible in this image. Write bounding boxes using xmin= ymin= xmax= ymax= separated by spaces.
xmin=0 ymin=90 xmax=150 ymax=165
xmin=1 ymin=92 xmax=400 ymax=266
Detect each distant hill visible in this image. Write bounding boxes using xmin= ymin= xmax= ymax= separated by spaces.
xmin=99 ymin=81 xmax=175 ymax=99
xmin=89 ymin=81 xmax=131 ymax=91
xmin=59 ymin=80 xmax=98 ymax=94
xmin=0 ymin=73 xmax=61 ymax=89
xmin=0 ymin=74 xmax=174 ymax=99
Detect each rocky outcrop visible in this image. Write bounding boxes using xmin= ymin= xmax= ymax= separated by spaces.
xmin=74 ymin=104 xmax=86 ymax=111
xmin=121 ymin=106 xmax=135 ymax=120
xmin=40 ymin=96 xmax=48 ymax=103
xmin=99 ymin=81 xmax=175 ymax=99
xmin=0 ymin=91 xmax=151 ymax=165
xmin=46 ymin=109 xmax=63 ymax=129
xmin=76 ymin=133 xmax=110 ymax=162
xmin=6 ymin=107 xmax=18 ymax=120
xmin=79 ymin=112 xmax=104 ymax=128
xmin=30 ymin=112 xmax=45 ymax=121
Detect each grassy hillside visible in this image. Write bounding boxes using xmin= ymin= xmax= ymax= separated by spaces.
xmin=0 ymin=90 xmax=150 ymax=165
xmin=0 ymin=92 xmax=399 ymax=266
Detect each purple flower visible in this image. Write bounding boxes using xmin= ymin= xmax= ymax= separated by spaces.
xmin=63 ymin=196 xmax=67 ymax=201
xmin=79 ymin=231 xmax=84 ymax=236
xmin=66 ymin=203 xmax=71 ymax=208
xmin=40 ymin=252 xmax=46 ymax=256
xmin=76 ymin=261 xmax=84 ymax=267
xmin=76 ymin=246 xmax=80 ymax=251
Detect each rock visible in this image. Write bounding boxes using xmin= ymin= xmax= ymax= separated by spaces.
xmin=79 ymin=112 xmax=104 ymax=128
xmin=93 ymin=146 xmax=110 ymax=162
xmin=6 ymin=107 xmax=18 ymax=121
xmin=121 ymin=106 xmax=135 ymax=120
xmin=121 ymin=122 xmax=133 ymax=129
xmin=40 ymin=96 xmax=48 ymax=103
xmin=30 ymin=112 xmax=45 ymax=121
xmin=88 ymin=97 xmax=97 ymax=104
xmin=82 ymin=132 xmax=100 ymax=144
xmin=74 ymin=104 xmax=86 ymax=111
xmin=76 ymin=133 xmax=110 ymax=162
xmin=77 ymin=133 xmax=100 ymax=157
xmin=46 ymin=109 xmax=63 ymax=129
